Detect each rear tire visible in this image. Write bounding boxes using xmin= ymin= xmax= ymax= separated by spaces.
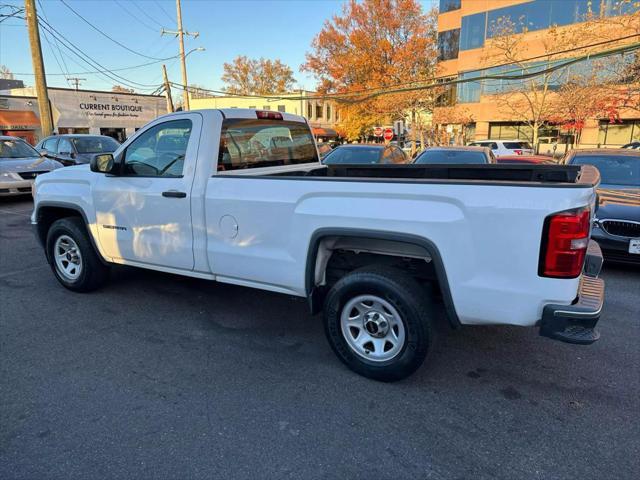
xmin=323 ymin=265 xmax=434 ymax=382
xmin=46 ymin=217 xmax=110 ymax=292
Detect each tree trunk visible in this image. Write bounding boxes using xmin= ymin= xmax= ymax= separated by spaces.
xmin=411 ymin=109 xmax=417 ymax=157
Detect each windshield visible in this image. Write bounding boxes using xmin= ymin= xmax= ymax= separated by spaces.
xmin=0 ymin=139 xmax=39 ymax=159
xmin=71 ymin=136 xmax=119 ymax=153
xmin=572 ymin=155 xmax=639 ymax=186
xmin=414 ymin=150 xmax=487 ymax=164
xmin=323 ymin=147 xmax=382 ymax=164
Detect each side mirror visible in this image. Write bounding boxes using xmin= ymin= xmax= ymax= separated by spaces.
xmin=39 ymin=149 xmax=49 ymax=158
xmin=90 ymin=153 xmax=115 ymax=174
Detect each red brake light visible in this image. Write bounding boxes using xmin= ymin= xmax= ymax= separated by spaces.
xmin=256 ymin=110 xmax=283 ymax=120
xmin=540 ymin=207 xmax=591 ymax=278
xmin=514 ymin=149 xmax=523 ymax=155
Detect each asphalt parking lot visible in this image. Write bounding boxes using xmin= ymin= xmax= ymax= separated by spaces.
xmin=1 ymin=196 xmax=639 ymax=480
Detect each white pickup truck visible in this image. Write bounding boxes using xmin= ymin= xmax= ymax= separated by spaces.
xmin=31 ymin=109 xmax=605 ymax=381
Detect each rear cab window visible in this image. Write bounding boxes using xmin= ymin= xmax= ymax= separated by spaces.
xmin=218 ymin=119 xmax=318 ymax=172
xmin=504 ymin=141 xmax=532 ymax=150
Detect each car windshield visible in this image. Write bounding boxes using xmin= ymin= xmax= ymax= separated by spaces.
xmin=572 ymin=155 xmax=639 ymax=186
xmin=504 ymin=141 xmax=532 ymax=149
xmin=0 ymin=139 xmax=39 ymax=159
xmin=323 ymin=147 xmax=383 ymax=164
xmin=414 ymin=150 xmax=487 ymax=164
xmin=71 ymin=136 xmax=119 ymax=153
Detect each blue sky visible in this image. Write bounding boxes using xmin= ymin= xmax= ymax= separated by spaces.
xmin=0 ymin=0 xmax=438 ymax=94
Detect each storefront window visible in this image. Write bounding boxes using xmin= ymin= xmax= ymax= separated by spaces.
xmin=439 ymin=0 xmax=461 ymax=13
xmin=437 ymin=29 xmax=460 ymax=61
xmin=316 ymin=105 xmax=323 ymax=119
xmin=460 ymin=12 xmax=486 ymax=51
xmin=488 ymin=123 xmax=535 ymax=142
xmin=598 ymin=120 xmax=639 ymax=145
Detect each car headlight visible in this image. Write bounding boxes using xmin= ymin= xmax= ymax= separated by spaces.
xmin=0 ymin=172 xmax=20 ymax=181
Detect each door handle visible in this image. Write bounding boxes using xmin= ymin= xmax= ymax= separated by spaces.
xmin=162 ymin=190 xmax=187 ymax=198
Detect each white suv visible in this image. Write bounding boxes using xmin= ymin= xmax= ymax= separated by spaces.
xmin=468 ymin=139 xmax=534 ymax=157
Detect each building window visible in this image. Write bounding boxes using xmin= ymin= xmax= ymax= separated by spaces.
xmin=307 ymin=103 xmax=313 ymax=119
xmin=460 ymin=12 xmax=486 ymax=51
xmin=598 ymin=120 xmax=640 ymax=146
xmin=262 ymin=105 xmax=271 ymax=111
xmin=436 ymin=78 xmax=457 ymax=107
xmin=326 ymin=105 xmax=331 ymax=120
xmin=316 ymin=104 xmax=323 ymax=119
xmin=439 ymin=0 xmax=461 ymax=13
xmin=437 ymin=29 xmax=460 ymax=61
xmin=277 ymin=105 xmax=286 ymax=113
xmin=488 ymin=122 xmax=535 ymax=142
xmin=456 ymin=71 xmax=481 ymax=103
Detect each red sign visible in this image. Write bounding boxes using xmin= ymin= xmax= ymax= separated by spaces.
xmin=383 ymin=128 xmax=394 ymax=141
xmin=373 ymin=126 xmax=383 ymax=137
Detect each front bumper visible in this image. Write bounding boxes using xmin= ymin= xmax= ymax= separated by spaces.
xmin=539 ymin=240 xmax=604 ymax=345
xmin=0 ymin=179 xmax=33 ymax=196
xmin=591 ymin=226 xmax=640 ymax=265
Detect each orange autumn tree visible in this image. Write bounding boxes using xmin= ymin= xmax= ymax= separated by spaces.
xmin=302 ymin=0 xmax=438 ymax=141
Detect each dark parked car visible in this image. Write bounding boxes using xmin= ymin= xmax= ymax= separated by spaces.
xmin=36 ymin=134 xmax=120 ymax=166
xmin=413 ymin=146 xmax=495 ymax=164
xmin=564 ymin=149 xmax=640 ymax=264
xmin=622 ymin=141 xmax=640 ymax=150
xmin=322 ymin=144 xmax=408 ymax=165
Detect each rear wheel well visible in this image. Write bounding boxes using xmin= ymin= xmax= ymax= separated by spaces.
xmin=308 ymin=233 xmax=457 ymax=327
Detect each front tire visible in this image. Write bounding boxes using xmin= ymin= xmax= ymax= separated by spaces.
xmin=323 ymin=266 xmax=434 ymax=382
xmin=46 ymin=217 xmax=110 ymax=292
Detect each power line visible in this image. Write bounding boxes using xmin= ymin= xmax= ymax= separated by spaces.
xmin=58 ymin=0 xmax=173 ymax=61
xmin=113 ymin=0 xmax=159 ymax=33
xmin=171 ymin=40 xmax=640 ymax=102
xmin=36 ymin=15 xmax=161 ymax=91
xmin=38 ymin=0 xmax=72 ymax=88
xmin=130 ymin=1 xmax=164 ymax=28
xmin=11 ymin=55 xmax=181 ymax=76
xmin=154 ymin=1 xmax=174 ymax=22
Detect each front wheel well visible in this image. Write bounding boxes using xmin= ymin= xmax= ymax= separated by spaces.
xmin=35 ymin=206 xmax=84 ymax=251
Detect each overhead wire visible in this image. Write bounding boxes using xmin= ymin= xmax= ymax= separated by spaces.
xmin=112 ymin=0 xmax=160 ymax=33
xmin=58 ymin=0 xmax=173 ymax=61
xmin=130 ymin=1 xmax=165 ymax=29
xmin=36 ymin=15 xmax=162 ymax=91
xmin=169 ymin=39 xmax=640 ymax=102
xmin=37 ymin=0 xmax=72 ymax=88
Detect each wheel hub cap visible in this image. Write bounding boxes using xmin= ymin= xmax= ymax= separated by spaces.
xmin=53 ymin=235 xmax=83 ymax=281
xmin=340 ymin=294 xmax=406 ymax=362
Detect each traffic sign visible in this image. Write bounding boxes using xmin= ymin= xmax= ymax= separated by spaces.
xmin=383 ymin=128 xmax=394 ymax=141
xmin=373 ymin=126 xmax=383 ymax=137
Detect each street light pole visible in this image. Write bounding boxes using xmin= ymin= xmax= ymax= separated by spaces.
xmin=24 ymin=0 xmax=53 ymax=137
xmin=161 ymin=0 xmax=198 ymax=111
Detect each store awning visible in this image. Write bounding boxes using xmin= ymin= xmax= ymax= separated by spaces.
xmin=312 ymin=127 xmax=338 ymax=137
xmin=0 ymin=110 xmax=40 ymax=130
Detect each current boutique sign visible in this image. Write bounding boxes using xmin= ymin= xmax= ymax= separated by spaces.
xmin=79 ymin=102 xmax=144 ymax=119
xmin=49 ymin=89 xmax=165 ymax=129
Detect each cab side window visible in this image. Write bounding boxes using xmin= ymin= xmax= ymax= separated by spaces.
xmin=123 ymin=119 xmax=192 ymax=177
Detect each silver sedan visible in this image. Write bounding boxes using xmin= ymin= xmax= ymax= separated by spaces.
xmin=0 ymin=136 xmax=63 ymax=197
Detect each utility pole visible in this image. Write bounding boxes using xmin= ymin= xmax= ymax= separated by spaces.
xmin=161 ymin=0 xmax=198 ymax=111
xmin=24 ymin=0 xmax=53 ymax=137
xmin=66 ymin=77 xmax=86 ymax=91
xmin=161 ymin=64 xmax=174 ymax=113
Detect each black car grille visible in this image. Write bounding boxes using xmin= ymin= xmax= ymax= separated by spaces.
xmin=17 ymin=171 xmax=47 ymax=180
xmin=601 ymin=220 xmax=640 ymax=238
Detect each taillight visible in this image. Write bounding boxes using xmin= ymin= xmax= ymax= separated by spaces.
xmin=256 ymin=110 xmax=283 ymax=120
xmin=514 ymin=149 xmax=523 ymax=155
xmin=539 ymin=207 xmax=590 ymax=278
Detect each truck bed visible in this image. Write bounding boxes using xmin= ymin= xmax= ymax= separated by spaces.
xmin=266 ymin=163 xmax=599 ymax=187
